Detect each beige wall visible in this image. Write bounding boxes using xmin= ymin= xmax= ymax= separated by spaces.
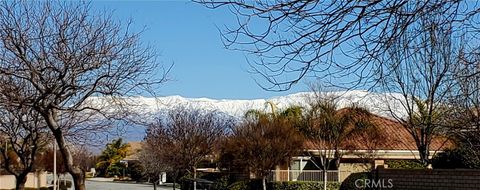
xmin=0 ymin=175 xmax=15 ymax=189
xmin=0 ymin=171 xmax=47 ymax=189
xmin=338 ymin=162 xmax=371 ymax=182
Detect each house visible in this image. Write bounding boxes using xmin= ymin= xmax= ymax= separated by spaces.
xmin=123 ymin=141 xmax=143 ymax=161
xmin=124 ymin=112 xmax=453 ymax=183
xmin=123 ymin=141 xmax=169 ymax=184
xmin=275 ymin=112 xmax=453 ymax=182
xmin=0 ymin=171 xmax=48 ymax=189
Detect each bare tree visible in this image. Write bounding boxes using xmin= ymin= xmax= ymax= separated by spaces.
xmin=196 ymin=0 xmax=480 ymax=90
xmin=0 ymin=104 xmax=47 ymax=190
xmin=304 ymin=92 xmax=375 ymax=190
xmin=72 ymin=146 xmax=97 ymax=173
xmin=0 ymin=1 xmax=168 ymax=189
xmin=378 ymin=14 xmax=459 ymax=165
xmin=35 ymin=143 xmax=96 ymax=187
xmin=349 ymin=118 xmax=382 ymax=171
xmin=447 ymin=48 xmax=480 ymax=167
xmin=139 ymin=142 xmax=171 ymax=190
xmin=36 ymin=145 xmax=68 ymax=176
xmin=144 ymin=108 xmax=231 ymax=190
xmin=222 ymin=111 xmax=303 ymax=190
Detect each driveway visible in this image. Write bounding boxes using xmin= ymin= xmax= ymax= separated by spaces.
xmin=86 ymin=180 xmax=172 ymax=190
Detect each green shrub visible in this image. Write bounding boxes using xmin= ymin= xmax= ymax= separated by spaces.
xmin=228 ymin=181 xmax=249 ymax=190
xmin=180 ymin=172 xmax=217 ymax=190
xmin=385 ymin=160 xmax=426 ymax=169
xmin=128 ymin=161 xmax=145 ymax=181
xmin=339 ymin=172 xmax=370 ymax=190
xmin=227 ymin=180 xmax=339 ymax=190
xmin=179 ymin=173 xmax=193 ymax=190
xmin=227 ymin=180 xmax=262 ymax=190
xmin=179 ymin=172 xmax=238 ymax=190
xmin=212 ymin=175 xmax=230 ymax=190
xmin=328 ymin=183 xmax=340 ymax=190
xmin=270 ymin=181 xmax=340 ymax=190
xmin=432 ymin=148 xmax=480 ymax=169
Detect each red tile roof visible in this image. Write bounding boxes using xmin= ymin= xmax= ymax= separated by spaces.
xmin=124 ymin=141 xmax=143 ymax=161
xmin=304 ymin=112 xmax=453 ymax=151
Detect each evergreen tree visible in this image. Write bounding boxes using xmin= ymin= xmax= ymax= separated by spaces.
xmin=96 ymin=138 xmax=130 ymax=177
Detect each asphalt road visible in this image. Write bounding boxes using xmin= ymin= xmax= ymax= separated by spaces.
xmin=86 ymin=180 xmax=171 ymax=190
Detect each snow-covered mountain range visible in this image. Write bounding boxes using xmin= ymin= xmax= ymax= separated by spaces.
xmin=101 ymin=90 xmax=408 ymax=121
xmin=85 ymin=90 xmax=409 ymax=142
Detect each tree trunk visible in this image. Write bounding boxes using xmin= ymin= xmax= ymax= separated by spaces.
xmin=193 ymin=167 xmax=197 ymax=190
xmin=15 ymin=173 xmax=27 ymax=190
xmin=72 ymin=169 xmax=86 ymax=190
xmin=173 ymin=178 xmax=176 ymax=190
xmin=323 ymin=169 xmax=327 ymax=190
xmin=153 ymin=181 xmax=157 ymax=190
xmin=262 ymin=176 xmax=267 ymax=190
xmin=418 ymin=144 xmax=430 ymax=166
xmin=15 ymin=182 xmax=25 ymax=190
xmin=44 ymin=112 xmax=86 ymax=190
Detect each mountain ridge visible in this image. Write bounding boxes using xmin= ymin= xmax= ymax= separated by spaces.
xmin=86 ymin=90 xmax=409 ymax=142
xmin=107 ymin=90 xmax=407 ymax=120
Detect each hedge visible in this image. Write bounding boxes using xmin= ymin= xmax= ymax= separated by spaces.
xmin=432 ymin=148 xmax=480 ymax=169
xmin=270 ymin=181 xmax=340 ymax=190
xmin=227 ymin=180 xmax=340 ymax=190
xmin=385 ymin=160 xmax=426 ymax=169
xmin=227 ymin=179 xmax=262 ymax=190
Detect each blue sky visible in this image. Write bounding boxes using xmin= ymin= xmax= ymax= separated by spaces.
xmin=91 ymin=1 xmax=309 ymax=99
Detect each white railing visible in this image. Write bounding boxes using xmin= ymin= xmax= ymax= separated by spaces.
xmin=267 ymin=170 xmax=352 ymax=182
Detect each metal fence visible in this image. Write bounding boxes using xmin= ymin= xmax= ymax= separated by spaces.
xmin=267 ymin=170 xmax=352 ymax=182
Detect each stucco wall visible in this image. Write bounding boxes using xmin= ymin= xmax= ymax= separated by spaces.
xmin=338 ymin=162 xmax=371 ymax=182
xmin=0 ymin=171 xmax=47 ymax=189
xmin=0 ymin=175 xmax=15 ymax=189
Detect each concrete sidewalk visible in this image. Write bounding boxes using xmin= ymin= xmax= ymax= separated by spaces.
xmin=86 ymin=177 xmax=115 ymax=182
xmin=86 ymin=180 xmax=171 ymax=190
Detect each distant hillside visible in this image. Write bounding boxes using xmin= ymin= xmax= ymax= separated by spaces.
xmin=86 ymin=90 xmax=409 ymax=143
xmin=90 ymin=90 xmax=407 ymax=120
